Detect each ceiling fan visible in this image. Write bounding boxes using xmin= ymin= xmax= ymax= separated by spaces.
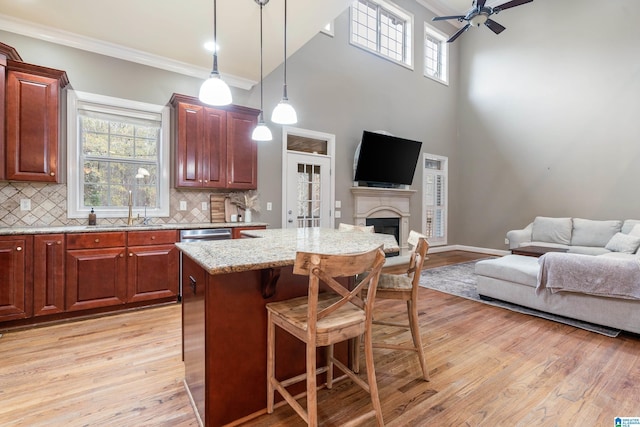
xmin=432 ymin=0 xmax=533 ymax=43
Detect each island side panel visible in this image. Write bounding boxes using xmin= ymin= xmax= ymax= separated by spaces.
xmin=180 ymin=263 xmax=348 ymax=426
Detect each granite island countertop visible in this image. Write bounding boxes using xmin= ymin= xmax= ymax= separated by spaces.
xmin=0 ymin=222 xmax=269 ymax=235
xmin=176 ymin=227 xmax=399 ymax=275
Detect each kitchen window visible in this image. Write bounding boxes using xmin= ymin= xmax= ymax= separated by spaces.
xmin=67 ymin=91 xmax=170 ymax=219
xmin=350 ymin=0 xmax=413 ymax=69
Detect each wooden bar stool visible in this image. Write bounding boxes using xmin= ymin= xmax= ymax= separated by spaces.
xmin=358 ymin=231 xmax=431 ymax=381
xmin=266 ymin=247 xmax=386 ymax=426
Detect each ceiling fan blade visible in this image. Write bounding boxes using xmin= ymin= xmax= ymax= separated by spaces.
xmin=476 ymin=0 xmax=487 ymax=9
xmin=447 ymin=24 xmax=471 ymax=43
xmin=485 ymin=19 xmax=506 ymax=34
xmin=432 ymin=15 xmax=466 ymax=21
xmin=494 ymin=0 xmax=533 ymax=12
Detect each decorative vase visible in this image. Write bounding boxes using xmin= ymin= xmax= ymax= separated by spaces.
xmin=244 ymin=208 xmax=252 ymax=223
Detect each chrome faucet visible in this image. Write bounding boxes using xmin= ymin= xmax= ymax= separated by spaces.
xmin=127 ymin=190 xmax=134 ymax=226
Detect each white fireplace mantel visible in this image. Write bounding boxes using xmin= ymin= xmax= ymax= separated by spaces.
xmin=350 ymin=187 xmax=416 ymax=249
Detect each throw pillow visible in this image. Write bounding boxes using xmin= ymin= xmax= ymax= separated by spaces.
xmin=629 ymin=224 xmax=640 ymax=237
xmin=605 ymin=232 xmax=640 ymax=254
xmin=531 ymin=217 xmax=572 ymax=245
xmin=571 ymin=218 xmax=622 ymax=247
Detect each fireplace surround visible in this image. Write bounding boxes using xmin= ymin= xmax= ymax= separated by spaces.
xmin=350 ymin=186 xmax=415 ymax=250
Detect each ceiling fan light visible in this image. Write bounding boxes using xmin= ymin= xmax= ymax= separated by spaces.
xmin=470 ymin=14 xmax=488 ymax=27
xmin=252 ymin=117 xmax=273 ymax=141
xmin=199 ymin=72 xmax=232 ymax=106
xmin=271 ymin=98 xmax=297 ymax=124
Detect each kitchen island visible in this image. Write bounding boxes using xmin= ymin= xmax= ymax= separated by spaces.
xmin=177 ymin=228 xmax=398 ymax=426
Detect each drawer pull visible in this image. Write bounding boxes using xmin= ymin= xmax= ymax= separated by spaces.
xmin=129 ymin=253 xmax=133 ymax=257
xmin=151 ymin=236 xmax=156 ymax=240
xmin=189 ymin=276 xmax=197 ymax=294
xmin=95 ymin=238 xmax=100 ymax=243
xmin=16 ymin=246 xmax=22 ymax=251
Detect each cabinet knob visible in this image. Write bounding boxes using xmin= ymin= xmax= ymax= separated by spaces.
xmin=129 ymin=253 xmax=133 ymax=257
xmin=16 ymin=246 xmax=22 ymax=251
xmin=50 ymin=172 xmax=55 ymax=176
xmin=95 ymin=238 xmax=100 ymax=243
xmin=204 ymin=180 xmax=208 ymax=183
xmin=120 ymin=253 xmax=124 ymax=258
xmin=151 ymin=236 xmax=156 ymax=240
xmin=199 ymin=180 xmax=203 ymax=183
xmin=57 ymin=241 xmax=62 ymax=245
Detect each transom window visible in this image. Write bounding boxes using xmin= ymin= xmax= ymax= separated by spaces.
xmin=350 ymin=0 xmax=413 ymax=69
xmin=424 ymin=23 xmax=449 ymax=85
xmin=67 ymin=91 xmax=170 ymax=219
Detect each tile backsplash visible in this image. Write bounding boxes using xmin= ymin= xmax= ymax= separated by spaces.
xmin=0 ymin=182 xmax=221 ymax=227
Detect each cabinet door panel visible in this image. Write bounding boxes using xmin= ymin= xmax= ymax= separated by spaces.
xmin=66 ymin=247 xmax=127 ymax=311
xmin=203 ymin=107 xmax=227 ymax=188
xmin=176 ymin=103 xmax=204 ymax=187
xmin=33 ymin=234 xmax=65 ymax=316
xmin=226 ymin=110 xmax=258 ymax=189
xmin=0 ymin=236 xmax=32 ymax=321
xmin=127 ymin=244 xmax=178 ymax=302
xmin=5 ymin=71 xmax=59 ymax=182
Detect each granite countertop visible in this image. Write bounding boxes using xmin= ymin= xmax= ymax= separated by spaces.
xmin=0 ymin=222 xmax=269 ymax=235
xmin=176 ymin=227 xmax=399 ymax=275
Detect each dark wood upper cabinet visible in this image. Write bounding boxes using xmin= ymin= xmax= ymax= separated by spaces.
xmin=0 ymin=43 xmax=69 ymax=183
xmin=171 ymin=93 xmax=259 ymax=190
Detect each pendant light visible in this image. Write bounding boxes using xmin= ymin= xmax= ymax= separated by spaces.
xmin=199 ymin=0 xmax=232 ymax=106
xmin=252 ymin=0 xmax=273 ymax=141
xmin=271 ymin=0 xmax=297 ymax=124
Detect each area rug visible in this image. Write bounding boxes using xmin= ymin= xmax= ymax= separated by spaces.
xmin=419 ymin=260 xmax=621 ymax=337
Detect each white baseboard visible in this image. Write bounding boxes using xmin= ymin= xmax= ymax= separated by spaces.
xmin=428 ymin=244 xmax=509 ymax=257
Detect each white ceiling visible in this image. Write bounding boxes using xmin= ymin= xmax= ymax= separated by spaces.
xmin=0 ymin=0 xmax=473 ymax=89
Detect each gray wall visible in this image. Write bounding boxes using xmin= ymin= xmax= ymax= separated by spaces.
xmin=455 ymin=0 xmax=640 ymax=249
xmin=252 ymin=0 xmax=460 ymax=230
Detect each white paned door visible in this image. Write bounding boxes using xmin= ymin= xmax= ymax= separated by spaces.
xmin=285 ymin=152 xmax=331 ymax=229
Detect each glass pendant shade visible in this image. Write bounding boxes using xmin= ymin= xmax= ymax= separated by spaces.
xmin=271 ymin=96 xmax=297 ymax=124
xmin=251 ymin=116 xmax=272 ymax=141
xmin=199 ymin=71 xmax=232 ymax=106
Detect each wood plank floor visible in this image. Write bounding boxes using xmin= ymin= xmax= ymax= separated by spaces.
xmin=1 ymin=251 xmax=639 ymax=426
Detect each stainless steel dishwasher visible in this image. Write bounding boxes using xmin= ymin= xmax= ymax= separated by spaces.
xmin=178 ymin=228 xmax=232 ymax=300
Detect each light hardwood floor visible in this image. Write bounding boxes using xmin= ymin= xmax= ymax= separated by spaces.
xmin=1 ymin=251 xmax=639 ymax=426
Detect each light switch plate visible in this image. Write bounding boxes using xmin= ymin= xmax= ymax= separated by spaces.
xmin=179 ymin=201 xmax=187 ymax=211
xmin=202 ymin=202 xmax=208 ymax=210
xmin=335 ymin=200 xmax=341 ymax=208
xmin=335 ymin=210 xmax=341 ymax=218
xmin=266 ymin=202 xmax=272 ymax=211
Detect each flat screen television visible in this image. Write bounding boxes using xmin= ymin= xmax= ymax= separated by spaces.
xmin=353 ymin=130 xmax=422 ymax=187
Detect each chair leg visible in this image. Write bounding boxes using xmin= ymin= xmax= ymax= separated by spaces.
xmin=307 ymin=340 xmax=318 ymax=427
xmin=266 ymin=312 xmax=276 ymax=413
xmin=352 ymin=335 xmax=361 ymax=374
xmin=327 ymin=344 xmax=334 ymax=389
xmin=363 ymin=327 xmax=384 ymax=426
xmin=407 ymin=300 xmax=430 ymax=381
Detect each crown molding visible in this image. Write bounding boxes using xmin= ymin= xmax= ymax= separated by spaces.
xmin=0 ymin=13 xmax=257 ymax=90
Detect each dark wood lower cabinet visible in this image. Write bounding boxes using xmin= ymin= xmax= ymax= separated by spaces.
xmin=33 ymin=234 xmax=65 ymax=316
xmin=127 ymin=244 xmax=178 ymax=302
xmin=0 ymin=235 xmax=32 ymax=321
xmin=65 ymin=246 xmax=127 ymax=311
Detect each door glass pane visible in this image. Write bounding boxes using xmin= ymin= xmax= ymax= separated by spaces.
xmin=296 ymin=163 xmax=322 ymax=228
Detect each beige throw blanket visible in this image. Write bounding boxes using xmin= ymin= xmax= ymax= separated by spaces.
xmin=537 ymin=252 xmax=640 ymax=300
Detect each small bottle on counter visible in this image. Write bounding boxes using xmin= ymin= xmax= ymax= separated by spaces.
xmin=88 ymin=208 xmax=97 ymax=225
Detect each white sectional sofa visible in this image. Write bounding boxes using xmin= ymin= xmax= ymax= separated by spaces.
xmin=475 ymin=217 xmax=640 ymax=334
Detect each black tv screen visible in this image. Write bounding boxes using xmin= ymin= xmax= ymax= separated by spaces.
xmin=354 ymin=131 xmax=422 ymax=187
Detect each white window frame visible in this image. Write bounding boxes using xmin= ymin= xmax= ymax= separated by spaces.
xmin=422 ymin=153 xmax=448 ymax=245
xmin=349 ymin=0 xmax=414 ymax=69
xmin=67 ymin=90 xmax=171 ymax=219
xmin=424 ymin=23 xmax=449 ymax=86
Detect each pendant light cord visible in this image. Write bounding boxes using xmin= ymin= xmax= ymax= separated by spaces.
xmin=283 ymin=0 xmax=287 ymax=98
xmin=212 ymin=0 xmax=218 ymax=73
xmin=259 ymin=2 xmax=264 ymax=115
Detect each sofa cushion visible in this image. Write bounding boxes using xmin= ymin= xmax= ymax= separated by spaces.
xmin=568 ymin=246 xmax=611 ymax=256
xmin=531 ymin=217 xmax=572 ymax=245
xmin=475 ymin=255 xmax=539 ymax=288
xmin=605 ymin=232 xmax=640 ymax=254
xmin=622 ymin=220 xmax=640 ymax=234
xmin=628 ymin=224 xmax=640 ymax=237
xmin=570 ymin=218 xmax=622 ymax=247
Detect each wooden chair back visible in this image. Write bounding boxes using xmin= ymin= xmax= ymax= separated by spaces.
xmin=293 ymin=247 xmax=386 ymax=325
